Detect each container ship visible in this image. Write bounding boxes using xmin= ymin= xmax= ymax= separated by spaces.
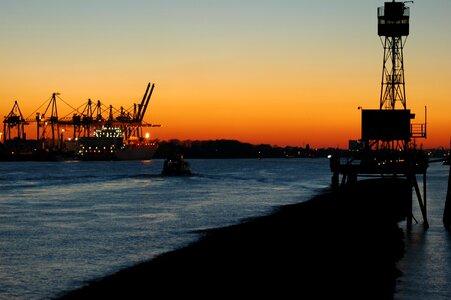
xmin=76 ymin=126 xmax=158 ymax=161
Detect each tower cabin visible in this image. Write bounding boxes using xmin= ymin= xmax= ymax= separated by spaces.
xmin=378 ymin=1 xmax=410 ymax=37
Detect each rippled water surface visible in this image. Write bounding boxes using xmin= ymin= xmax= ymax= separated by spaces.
xmin=1 ymin=159 xmax=450 ymax=299
xmin=0 ymin=159 xmax=331 ymax=299
xmin=394 ymin=163 xmax=451 ymax=300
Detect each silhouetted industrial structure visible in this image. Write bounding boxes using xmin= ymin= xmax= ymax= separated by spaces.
xmin=1 ymin=82 xmax=159 ymax=160
xmin=330 ymin=1 xmax=429 ymax=229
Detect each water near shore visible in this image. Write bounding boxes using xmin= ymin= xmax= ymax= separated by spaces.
xmin=0 ymin=159 xmax=330 ymax=299
xmin=0 ymin=159 xmax=450 ymax=299
xmin=394 ymin=162 xmax=451 ymax=300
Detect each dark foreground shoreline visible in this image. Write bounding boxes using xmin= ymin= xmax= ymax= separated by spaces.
xmin=55 ymin=179 xmax=408 ymax=300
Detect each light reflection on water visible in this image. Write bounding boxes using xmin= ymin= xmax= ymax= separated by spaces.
xmin=0 ymin=158 xmax=331 ymax=300
xmin=1 ymin=159 xmax=450 ymax=299
xmin=394 ymin=163 xmax=451 ymax=300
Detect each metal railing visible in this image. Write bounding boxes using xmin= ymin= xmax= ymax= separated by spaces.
xmin=411 ymin=123 xmax=426 ymax=138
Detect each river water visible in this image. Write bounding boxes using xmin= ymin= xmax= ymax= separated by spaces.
xmin=0 ymin=158 xmax=330 ymax=299
xmin=0 ymin=159 xmax=450 ymax=299
xmin=394 ymin=162 xmax=451 ymax=300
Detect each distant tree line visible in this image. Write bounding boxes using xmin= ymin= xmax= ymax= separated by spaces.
xmin=153 ymin=139 xmax=341 ymax=159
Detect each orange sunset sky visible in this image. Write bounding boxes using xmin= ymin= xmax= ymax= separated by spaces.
xmin=1 ymin=0 xmax=451 ymax=148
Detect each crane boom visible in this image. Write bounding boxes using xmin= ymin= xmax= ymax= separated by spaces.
xmin=136 ymin=82 xmax=151 ymax=121
xmin=139 ymin=83 xmax=155 ymax=122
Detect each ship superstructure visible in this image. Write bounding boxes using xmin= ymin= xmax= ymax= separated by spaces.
xmin=77 ymin=126 xmax=157 ymax=161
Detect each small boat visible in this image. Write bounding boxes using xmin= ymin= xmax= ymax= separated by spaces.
xmin=162 ymin=154 xmax=192 ymax=176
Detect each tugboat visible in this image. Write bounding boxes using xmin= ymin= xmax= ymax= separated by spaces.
xmin=162 ymin=154 xmax=192 ymax=176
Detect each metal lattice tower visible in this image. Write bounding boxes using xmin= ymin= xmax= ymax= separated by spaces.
xmin=378 ymin=1 xmax=411 ymax=110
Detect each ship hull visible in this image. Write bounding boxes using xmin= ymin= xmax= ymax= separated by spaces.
xmin=77 ymin=145 xmax=157 ymax=161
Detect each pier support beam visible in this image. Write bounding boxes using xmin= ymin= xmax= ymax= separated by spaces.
xmin=332 ymin=172 xmax=339 ymax=191
xmin=410 ymin=174 xmax=429 ymax=229
xmin=407 ymin=185 xmax=413 ymax=230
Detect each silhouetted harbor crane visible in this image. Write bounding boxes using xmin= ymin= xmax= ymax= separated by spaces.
xmin=1 ymin=82 xmax=159 ymax=160
xmin=330 ymin=1 xmax=429 ymax=229
xmin=3 ymin=101 xmax=28 ymax=141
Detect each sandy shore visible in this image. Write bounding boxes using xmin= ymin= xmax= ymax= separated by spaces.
xmin=55 ymin=178 xmax=408 ymax=299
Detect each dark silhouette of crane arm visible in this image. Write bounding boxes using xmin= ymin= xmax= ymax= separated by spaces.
xmin=139 ymin=83 xmax=155 ymax=122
